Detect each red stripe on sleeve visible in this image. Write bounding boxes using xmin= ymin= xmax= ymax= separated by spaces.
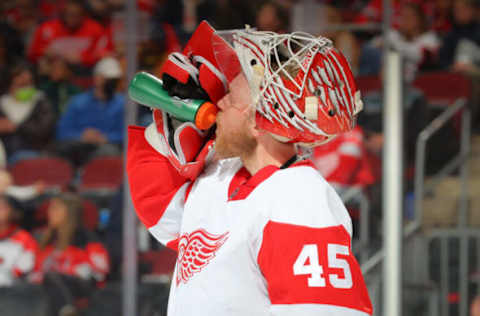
xmin=127 ymin=126 xmax=188 ymax=228
xmin=257 ymin=221 xmax=372 ymax=314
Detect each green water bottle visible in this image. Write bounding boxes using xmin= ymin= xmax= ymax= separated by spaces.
xmin=128 ymin=72 xmax=218 ymax=130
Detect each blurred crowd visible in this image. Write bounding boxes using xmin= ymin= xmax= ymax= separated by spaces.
xmin=0 ymin=0 xmax=477 ymax=315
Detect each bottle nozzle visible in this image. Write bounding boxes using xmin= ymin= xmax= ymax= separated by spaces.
xmin=195 ymin=102 xmax=218 ymax=130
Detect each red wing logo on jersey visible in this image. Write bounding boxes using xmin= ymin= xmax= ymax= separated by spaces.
xmin=176 ymin=229 xmax=229 ymax=286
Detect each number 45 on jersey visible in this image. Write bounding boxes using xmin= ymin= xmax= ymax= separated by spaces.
xmin=294 ymin=243 xmax=352 ymax=289
xmin=259 ymin=221 xmax=372 ymax=314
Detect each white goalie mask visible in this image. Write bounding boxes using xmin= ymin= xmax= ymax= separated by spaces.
xmin=212 ymin=27 xmax=363 ymax=146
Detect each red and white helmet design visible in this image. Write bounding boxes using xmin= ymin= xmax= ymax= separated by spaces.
xmin=214 ymin=28 xmax=363 ymax=146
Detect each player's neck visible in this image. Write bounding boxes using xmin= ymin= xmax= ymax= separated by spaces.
xmin=241 ymin=133 xmax=297 ymax=175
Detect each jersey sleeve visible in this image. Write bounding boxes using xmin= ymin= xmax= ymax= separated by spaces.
xmin=85 ymin=242 xmax=110 ymax=281
xmin=257 ymin=221 xmax=372 ymax=316
xmin=313 ymin=127 xmax=368 ymax=189
xmin=126 ymin=125 xmax=189 ymax=250
xmin=11 ymin=230 xmax=37 ymax=278
xmin=27 ymin=23 xmax=48 ymax=62
xmin=80 ymin=23 xmax=113 ymax=66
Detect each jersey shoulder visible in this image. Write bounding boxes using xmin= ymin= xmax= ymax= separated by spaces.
xmin=195 ymin=157 xmax=242 ymax=187
xmin=186 ymin=157 xmax=243 ymax=204
xmin=255 ymin=165 xmax=352 ymax=236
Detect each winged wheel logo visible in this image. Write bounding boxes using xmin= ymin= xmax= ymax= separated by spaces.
xmin=176 ymin=229 xmax=229 ymax=285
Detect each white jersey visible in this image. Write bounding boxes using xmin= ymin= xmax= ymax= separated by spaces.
xmin=127 ymin=126 xmax=372 ymax=316
xmin=0 ymin=226 xmax=37 ymax=286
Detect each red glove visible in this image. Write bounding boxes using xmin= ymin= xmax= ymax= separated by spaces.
xmin=145 ymin=109 xmax=214 ymax=181
xmin=147 ymin=21 xmax=227 ymax=180
xmin=161 ymin=21 xmax=228 ymax=104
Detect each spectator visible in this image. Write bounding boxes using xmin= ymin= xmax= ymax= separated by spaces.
xmin=108 ymin=0 xmax=125 ymax=12
xmin=0 ymin=169 xmax=46 ymax=202
xmin=148 ymin=0 xmax=183 ymax=66
xmin=86 ymin=0 xmax=114 ymax=26
xmin=472 ymin=295 xmax=480 ymax=316
xmin=352 ymin=0 xmax=394 ymax=24
xmin=38 ymin=55 xmax=82 ymax=115
xmin=312 ymin=126 xmax=375 ymax=195
xmin=28 ymin=0 xmax=113 ymax=67
xmin=0 ymin=23 xmax=24 ymax=93
xmin=151 ymin=0 xmax=183 ymax=28
xmin=197 ymin=0 xmax=255 ymax=30
xmin=4 ymin=0 xmax=39 ymax=47
xmin=0 ymin=140 xmax=6 ymax=168
xmin=56 ymin=57 xmax=124 ymax=166
xmin=359 ymin=2 xmax=440 ymax=80
xmin=33 ymin=193 xmax=109 ymax=316
xmin=322 ymin=4 xmax=360 ymax=74
xmin=439 ymin=0 xmax=480 ymax=72
xmin=432 ymin=0 xmax=453 ymax=36
xmin=0 ymin=35 xmax=12 ymax=95
xmin=353 ymin=0 xmax=438 ymax=26
xmin=0 ymin=195 xmax=37 ymax=287
xmin=290 ymin=0 xmax=328 ymax=35
xmin=0 ymin=63 xmax=55 ymax=161
xmin=38 ymin=0 xmax=69 ymax=20
xmin=255 ymin=1 xmax=290 ymax=33
xmin=358 ymin=83 xmax=432 ymax=187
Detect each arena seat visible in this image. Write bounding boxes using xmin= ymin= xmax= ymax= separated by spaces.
xmin=413 ymin=71 xmax=471 ymax=105
xmin=356 ymin=72 xmax=472 ymax=105
xmin=10 ymin=157 xmax=73 ymax=189
xmin=78 ymin=156 xmax=123 ymax=193
xmin=140 ymin=247 xmax=177 ymax=276
xmin=355 ymin=75 xmax=381 ymax=95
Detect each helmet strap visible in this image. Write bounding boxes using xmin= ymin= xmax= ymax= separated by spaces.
xmin=280 ymin=154 xmax=298 ymax=169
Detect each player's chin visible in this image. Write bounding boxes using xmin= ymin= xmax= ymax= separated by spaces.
xmin=214 ymin=137 xmax=234 ymax=159
xmin=215 ymin=110 xmax=223 ymax=124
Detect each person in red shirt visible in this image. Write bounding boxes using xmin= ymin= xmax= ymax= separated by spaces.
xmin=33 ymin=193 xmax=109 ymax=316
xmin=0 ymin=195 xmax=37 ymax=287
xmin=255 ymin=1 xmax=290 ymax=33
xmin=28 ymin=0 xmax=113 ymax=67
xmin=312 ymin=126 xmax=375 ymax=195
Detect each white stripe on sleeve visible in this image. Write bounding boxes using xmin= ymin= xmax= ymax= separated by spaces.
xmin=148 ymin=182 xmax=190 ymax=245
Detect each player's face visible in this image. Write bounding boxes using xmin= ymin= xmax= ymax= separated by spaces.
xmin=215 ymin=73 xmax=257 ymax=159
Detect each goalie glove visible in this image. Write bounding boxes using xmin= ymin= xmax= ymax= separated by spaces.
xmin=145 ymin=109 xmax=214 ymax=181
xmin=144 ymin=21 xmax=226 ymax=180
xmin=161 ymin=21 xmax=228 ymax=104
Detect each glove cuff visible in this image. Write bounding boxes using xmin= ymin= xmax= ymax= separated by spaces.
xmin=144 ymin=123 xmax=169 ymax=157
xmin=162 ymin=52 xmax=199 ymax=85
xmin=145 ymin=110 xmax=213 ymax=180
xmin=194 ymin=55 xmax=228 ymax=103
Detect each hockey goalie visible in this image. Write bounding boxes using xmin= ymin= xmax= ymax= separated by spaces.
xmin=127 ymin=21 xmax=373 ymax=316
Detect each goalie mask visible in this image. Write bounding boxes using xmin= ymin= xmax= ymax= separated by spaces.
xmin=212 ymin=28 xmax=363 ymax=146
